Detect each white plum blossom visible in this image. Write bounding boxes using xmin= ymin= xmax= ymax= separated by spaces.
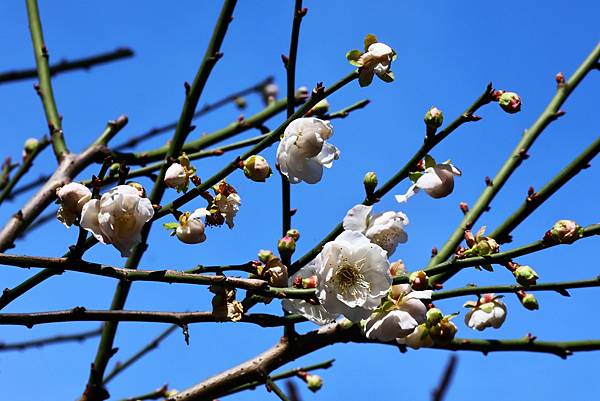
xmin=358 ymin=42 xmax=394 ymax=79
xmin=80 ymin=185 xmax=154 ymax=257
xmin=404 ymin=324 xmax=434 ymax=349
xmin=365 ymin=283 xmax=431 ymax=342
xmin=215 ymin=192 xmax=241 ymax=229
xmin=56 ymin=182 xmax=92 ymax=227
xmin=276 ymin=117 xmax=339 ymax=184
xmin=282 ymin=260 xmax=339 ymax=325
xmin=395 ymin=162 xmax=461 ymax=203
xmin=316 ymin=231 xmax=392 ymax=322
xmin=343 ymin=204 xmax=409 ymax=256
xmin=164 ymin=163 xmax=188 ymax=191
xmin=464 ymin=294 xmax=507 ymax=331
xmin=176 ymin=209 xmax=208 ymax=244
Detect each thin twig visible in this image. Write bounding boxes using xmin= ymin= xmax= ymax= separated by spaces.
xmin=0 ymin=48 xmax=134 ymax=84
xmin=431 ymin=355 xmax=457 ymax=401
xmin=0 ymin=327 xmax=101 ymax=352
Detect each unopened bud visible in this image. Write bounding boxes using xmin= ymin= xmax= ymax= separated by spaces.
xmin=23 ymin=138 xmax=39 ymax=155
xmin=424 ymin=107 xmax=444 ymax=132
xmin=243 ymin=155 xmax=272 ymax=182
xmin=262 ymin=83 xmax=279 ymax=103
xmin=476 ymin=237 xmax=499 ymax=256
xmin=497 ymin=91 xmax=521 ymax=114
xmin=286 ymin=228 xmax=300 ymax=241
xmin=258 ymin=249 xmax=274 ymax=263
xmin=309 ymin=99 xmax=329 ymax=116
xmin=363 ymin=171 xmax=378 ymax=196
xmin=409 ymin=270 xmax=428 ymax=291
xmin=426 ymin=308 xmax=443 ymax=326
xmin=234 ymin=96 xmax=247 ymax=109
xmin=546 ymin=219 xmax=583 ymax=244
xmin=514 ymin=265 xmax=538 ymax=286
xmin=306 ymin=374 xmax=323 ymax=392
xmin=519 ymin=293 xmax=539 ymax=310
xmin=277 ymin=235 xmax=296 ymax=256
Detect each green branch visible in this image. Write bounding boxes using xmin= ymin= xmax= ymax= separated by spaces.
xmin=489 ymin=135 xmax=600 ymax=243
xmin=25 ymin=0 xmax=68 ymax=160
xmin=432 ymin=276 xmax=600 ymax=301
xmin=429 ymin=42 xmax=600 ymax=284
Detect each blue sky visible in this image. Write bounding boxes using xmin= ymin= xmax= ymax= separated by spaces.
xmin=0 ymin=1 xmax=598 ymax=400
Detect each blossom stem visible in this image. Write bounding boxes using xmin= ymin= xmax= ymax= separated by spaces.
xmin=113 ymin=76 xmax=273 ymax=151
xmin=431 ymin=275 xmax=600 ymax=301
xmin=0 ymin=327 xmax=101 ymax=352
xmin=25 ymin=0 xmax=69 ymax=161
xmin=489 ymin=135 xmax=600 ymax=243
xmin=428 ymin=42 xmax=600 ymax=284
xmin=0 ymin=48 xmax=134 ymax=84
xmin=0 ymin=135 xmax=50 ymax=206
xmin=322 ymin=99 xmax=370 ymax=119
xmin=154 ymin=70 xmax=359 ymax=219
xmin=103 ymin=325 xmax=178 ymax=384
xmin=291 ymin=83 xmax=495 ymax=273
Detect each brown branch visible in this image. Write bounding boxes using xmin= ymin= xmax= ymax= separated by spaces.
xmin=0 ymin=327 xmax=101 ymax=351
xmin=0 ymin=48 xmax=134 ymax=84
xmin=431 ymin=355 xmax=458 ymax=401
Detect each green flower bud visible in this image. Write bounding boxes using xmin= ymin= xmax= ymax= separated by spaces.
xmin=309 ymin=99 xmax=330 ymax=116
xmin=23 ymin=138 xmax=39 ymax=154
xmin=497 ymin=91 xmax=521 ymax=114
xmin=258 ymin=249 xmax=274 ymax=263
xmin=426 ymin=308 xmax=443 ymax=326
xmin=424 ymin=107 xmax=444 ymax=130
xmin=243 ymin=155 xmax=272 ymax=182
xmin=363 ymin=171 xmax=378 ymax=196
xmin=234 ymin=96 xmax=247 ymax=109
xmin=429 ymin=318 xmax=458 ymax=345
xmin=520 ymin=293 xmax=539 ymax=310
xmin=547 ymin=219 xmax=583 ymax=244
xmin=476 ymin=237 xmax=499 ymax=256
xmin=286 ymin=228 xmax=300 ymax=241
xmin=306 ymin=374 xmax=323 ymax=393
xmin=514 ymin=265 xmax=538 ymax=286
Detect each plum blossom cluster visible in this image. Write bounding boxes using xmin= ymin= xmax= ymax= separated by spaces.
xmin=56 ymin=182 xmax=155 ymax=257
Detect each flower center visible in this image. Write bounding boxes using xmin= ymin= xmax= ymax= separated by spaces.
xmin=334 ymin=261 xmax=369 ymax=291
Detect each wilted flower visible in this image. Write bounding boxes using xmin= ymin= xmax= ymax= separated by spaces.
xmin=56 ymin=182 xmax=92 ymax=227
xmin=243 ymin=155 xmax=272 ymax=182
xmin=264 ymin=257 xmax=289 ymax=287
xmin=343 ymin=204 xmax=408 ymax=256
xmin=80 ymin=185 xmax=154 ymax=257
xmin=316 ymin=231 xmax=392 ymax=322
xmin=464 ymin=294 xmax=507 ymax=331
xmin=395 ymin=156 xmax=461 ymax=203
xmin=282 ymin=260 xmax=339 ymax=325
xmin=365 ymin=283 xmax=431 ymax=342
xmin=346 ymin=34 xmax=396 ymax=86
xmin=211 ymin=181 xmax=241 ymax=229
xmin=211 ymin=286 xmax=243 ymax=322
xmin=276 ymin=117 xmax=339 ymax=184
xmin=175 ymin=209 xmax=208 ymax=244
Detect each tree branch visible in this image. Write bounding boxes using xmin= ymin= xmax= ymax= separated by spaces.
xmin=25 ymin=0 xmax=68 ymax=160
xmin=431 ymin=355 xmax=457 ymax=401
xmin=0 ymin=48 xmax=134 ymax=84
xmin=0 ymin=327 xmax=101 ymax=352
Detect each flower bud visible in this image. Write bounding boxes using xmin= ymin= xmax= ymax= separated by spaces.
xmin=23 ymin=138 xmax=39 ymax=158
xmin=309 ymin=99 xmax=330 ymax=116
xmin=305 ymin=374 xmax=323 ymax=393
xmin=164 ymin=163 xmax=189 ymax=192
xmin=519 ymin=293 xmax=539 ymax=310
xmin=243 ymin=155 xmax=272 ymax=182
xmin=497 ymin=91 xmax=521 ymax=114
xmin=56 ymin=182 xmax=92 ymax=227
xmin=175 ymin=210 xmax=207 ymax=244
xmin=234 ymin=96 xmax=247 ymax=109
xmin=409 ymin=270 xmax=428 ymax=291
xmin=301 ymin=276 xmax=318 ymax=288
xmin=513 ymin=265 xmax=538 ymax=286
xmin=286 ymin=228 xmax=300 ymax=241
xmin=262 ymin=83 xmax=278 ymax=103
xmin=277 ymin=235 xmax=296 ymax=256
xmin=424 ymin=107 xmax=443 ymax=132
xmin=363 ymin=171 xmax=378 ymax=196
xmin=258 ymin=249 xmax=274 ymax=263
xmin=426 ymin=308 xmax=443 ymax=326
xmin=546 ymin=219 xmax=582 ymax=244
xmin=476 ymin=237 xmax=499 ymax=256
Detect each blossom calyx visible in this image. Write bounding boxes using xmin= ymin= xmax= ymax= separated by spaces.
xmin=243 ymin=155 xmax=272 ymax=182
xmin=409 ymin=270 xmax=429 ymax=291
xmin=513 ymin=265 xmax=538 ymax=286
